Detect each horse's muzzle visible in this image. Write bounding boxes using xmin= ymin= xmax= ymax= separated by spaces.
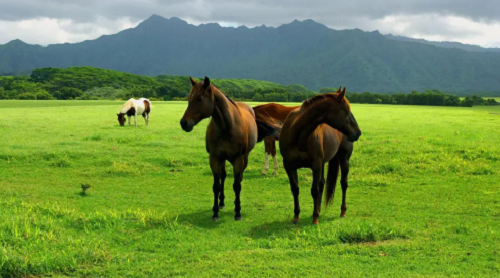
xmin=180 ymin=119 xmax=193 ymax=132
xmin=348 ymin=131 xmax=361 ymax=142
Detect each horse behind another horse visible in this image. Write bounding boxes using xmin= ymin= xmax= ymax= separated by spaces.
xmin=117 ymin=98 xmax=151 ymax=127
xmin=253 ymin=103 xmax=299 ymax=175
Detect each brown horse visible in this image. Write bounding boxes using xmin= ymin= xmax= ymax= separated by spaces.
xmin=180 ymin=77 xmax=278 ymax=221
xmin=253 ymin=103 xmax=299 ymax=175
xmin=279 ymin=87 xmax=361 ymax=225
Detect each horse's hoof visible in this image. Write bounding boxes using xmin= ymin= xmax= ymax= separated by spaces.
xmin=312 ymin=219 xmax=319 ymax=225
xmin=261 ymin=172 xmax=267 ymax=175
xmin=234 ymin=216 xmax=242 ymax=221
xmin=340 ymin=215 xmax=346 ymax=218
xmin=219 ymin=206 xmax=225 ymax=210
xmin=212 ymin=217 xmax=219 ymax=222
xmin=291 ymin=217 xmax=300 ymax=224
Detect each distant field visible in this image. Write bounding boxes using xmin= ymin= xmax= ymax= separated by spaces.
xmin=0 ymin=100 xmax=499 ymax=277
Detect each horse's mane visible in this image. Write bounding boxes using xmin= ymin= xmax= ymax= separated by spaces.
xmin=302 ymin=93 xmax=351 ymax=111
xmin=119 ymin=98 xmax=136 ymax=113
xmin=188 ymin=85 xmax=236 ymax=106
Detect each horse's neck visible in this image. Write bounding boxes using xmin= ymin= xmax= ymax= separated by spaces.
xmin=290 ymin=100 xmax=330 ymax=145
xmin=212 ymin=89 xmax=238 ymax=132
xmin=120 ymin=99 xmax=137 ymax=114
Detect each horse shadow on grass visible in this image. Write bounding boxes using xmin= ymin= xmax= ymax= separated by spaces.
xmin=168 ymin=208 xmax=241 ymax=230
xmin=247 ymin=214 xmax=340 ymax=240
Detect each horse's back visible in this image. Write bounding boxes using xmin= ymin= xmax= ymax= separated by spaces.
xmin=253 ymin=103 xmax=298 ymax=122
xmin=237 ymin=102 xmax=255 ymax=119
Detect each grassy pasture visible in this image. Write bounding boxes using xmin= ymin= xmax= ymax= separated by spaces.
xmin=0 ymin=100 xmax=499 ymax=277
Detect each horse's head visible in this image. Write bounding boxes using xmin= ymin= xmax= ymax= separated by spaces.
xmin=323 ymin=87 xmax=362 ymax=142
xmin=117 ymin=113 xmax=126 ymax=126
xmin=180 ymin=76 xmax=215 ymax=132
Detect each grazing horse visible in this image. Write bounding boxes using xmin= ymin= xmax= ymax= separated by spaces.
xmin=180 ymin=77 xmax=278 ymax=221
xmin=117 ymin=98 xmax=151 ymax=127
xmin=279 ymin=87 xmax=362 ymax=225
xmin=253 ymin=103 xmax=299 ymax=175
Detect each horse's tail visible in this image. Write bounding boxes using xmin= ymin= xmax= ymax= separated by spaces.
xmin=325 ymin=156 xmax=340 ymax=207
xmin=256 ymin=120 xmax=280 ymax=143
xmin=254 ymin=111 xmax=281 ymax=143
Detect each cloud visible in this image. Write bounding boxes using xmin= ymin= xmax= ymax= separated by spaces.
xmin=1 ymin=0 xmax=500 ymax=47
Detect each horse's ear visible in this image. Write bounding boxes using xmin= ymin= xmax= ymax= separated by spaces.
xmin=189 ymin=77 xmax=197 ymax=87
xmin=335 ymin=87 xmax=346 ymax=101
xmin=336 ymin=86 xmax=342 ymax=93
xmin=203 ymin=76 xmax=211 ymax=89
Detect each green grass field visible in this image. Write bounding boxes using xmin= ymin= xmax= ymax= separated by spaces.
xmin=1 ymin=100 xmax=499 ymax=277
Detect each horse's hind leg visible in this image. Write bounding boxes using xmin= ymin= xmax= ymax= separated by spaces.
xmin=261 ymin=137 xmax=272 ymax=175
xmin=219 ymin=161 xmax=226 ymax=209
xmin=271 ymin=139 xmax=279 ymax=175
xmin=232 ymin=156 xmax=246 ymax=220
xmin=284 ymin=162 xmax=300 ymax=224
xmin=210 ymin=155 xmax=223 ymax=221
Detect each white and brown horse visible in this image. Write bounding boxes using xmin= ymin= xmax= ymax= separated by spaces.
xmin=117 ymin=98 xmax=151 ymax=127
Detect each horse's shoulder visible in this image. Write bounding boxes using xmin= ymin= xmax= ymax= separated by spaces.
xmin=235 ymin=102 xmax=255 ymax=118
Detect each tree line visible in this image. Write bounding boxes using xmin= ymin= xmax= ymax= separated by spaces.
xmin=0 ymin=67 xmax=498 ymax=107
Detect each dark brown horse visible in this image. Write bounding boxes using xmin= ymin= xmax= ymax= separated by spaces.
xmin=279 ymin=87 xmax=361 ymax=225
xmin=180 ymin=77 xmax=278 ymax=221
xmin=253 ymin=103 xmax=299 ymax=175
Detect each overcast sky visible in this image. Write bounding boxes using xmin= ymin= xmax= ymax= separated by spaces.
xmin=1 ymin=0 xmax=500 ymax=47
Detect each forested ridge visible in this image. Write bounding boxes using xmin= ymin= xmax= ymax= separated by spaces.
xmin=0 ymin=66 xmax=496 ymax=107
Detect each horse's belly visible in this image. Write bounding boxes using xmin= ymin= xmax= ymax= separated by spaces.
xmin=208 ymin=140 xmax=244 ymax=161
xmin=135 ymin=106 xmax=145 ymax=115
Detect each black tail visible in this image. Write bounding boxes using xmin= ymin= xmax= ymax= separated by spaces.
xmin=325 ymin=157 xmax=340 ymax=207
xmin=256 ymin=120 xmax=280 ymax=143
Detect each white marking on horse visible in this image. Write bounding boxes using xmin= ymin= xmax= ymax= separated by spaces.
xmin=262 ymin=153 xmax=270 ymax=175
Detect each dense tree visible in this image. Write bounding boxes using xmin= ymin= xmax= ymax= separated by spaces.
xmin=17 ymin=93 xmax=37 ymax=100
xmin=54 ymin=87 xmax=83 ymax=100
xmin=35 ymin=90 xmax=54 ymax=100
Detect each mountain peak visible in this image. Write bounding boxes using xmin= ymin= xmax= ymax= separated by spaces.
xmin=6 ymin=39 xmax=28 ymax=45
xmin=278 ymin=18 xmax=328 ymax=31
xmin=138 ymin=14 xmax=188 ymax=28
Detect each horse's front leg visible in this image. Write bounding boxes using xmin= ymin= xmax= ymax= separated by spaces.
xmin=232 ymin=155 xmax=246 ymax=220
xmin=209 ymin=155 xmax=223 ymax=221
xmin=219 ymin=161 xmax=226 ymax=209
xmin=284 ymin=161 xmax=300 ymax=224
xmin=127 ymin=116 xmax=131 ymax=126
xmin=311 ymin=162 xmax=324 ymax=224
xmin=340 ymin=155 xmax=351 ymax=218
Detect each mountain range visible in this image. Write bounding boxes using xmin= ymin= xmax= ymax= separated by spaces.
xmin=1 ymin=15 xmax=500 ymax=93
